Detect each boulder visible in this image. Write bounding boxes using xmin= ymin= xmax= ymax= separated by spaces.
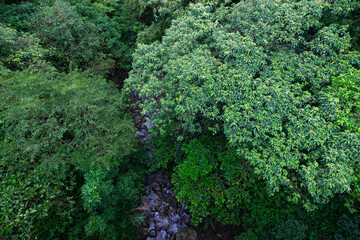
xmin=175 ymin=227 xmax=197 ymax=240
xmin=156 ymin=230 xmax=168 ymax=240
xmin=155 ymin=199 xmax=162 ymax=206
xmin=149 ymin=229 xmax=157 ymax=238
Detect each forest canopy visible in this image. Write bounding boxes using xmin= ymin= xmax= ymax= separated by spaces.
xmin=1 ymin=0 xmax=360 ymax=239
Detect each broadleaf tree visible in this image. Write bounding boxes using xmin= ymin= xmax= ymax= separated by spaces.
xmin=126 ymin=0 xmax=360 ymax=225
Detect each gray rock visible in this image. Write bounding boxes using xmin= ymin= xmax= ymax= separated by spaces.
xmin=149 ymin=229 xmax=157 ymax=238
xmin=154 ymin=205 xmax=161 ymax=212
xmin=181 ymin=213 xmax=191 ymax=223
xmin=155 ymin=199 xmax=162 ymax=206
xmin=168 ymin=224 xmax=179 ymax=235
xmin=148 ymin=150 xmax=154 ymax=159
xmin=151 ymin=182 xmax=161 ymax=192
xmin=157 ymin=217 xmax=169 ymax=228
xmin=135 ymin=129 xmax=146 ymax=137
xmin=175 ymin=227 xmax=197 ymax=240
xmin=156 ymin=230 xmax=167 ymax=240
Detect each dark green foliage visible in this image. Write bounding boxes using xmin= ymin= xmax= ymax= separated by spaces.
xmin=0 ymin=1 xmax=36 ymax=31
xmin=31 ymin=0 xmax=108 ymax=72
xmin=2 ymin=0 xmax=360 ymax=238
xmin=70 ymin=0 xmax=141 ymax=70
xmin=271 ymin=219 xmax=307 ymax=240
xmin=336 ymin=214 xmax=360 ymax=239
xmin=0 ymin=68 xmax=140 ymax=239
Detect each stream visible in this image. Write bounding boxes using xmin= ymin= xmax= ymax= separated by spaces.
xmin=134 ymin=119 xmax=197 ymax=240
xmin=133 ymin=116 xmax=240 ymax=240
xmin=135 ymin=170 xmax=197 ymax=240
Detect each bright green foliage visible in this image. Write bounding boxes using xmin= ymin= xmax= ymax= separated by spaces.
xmin=325 ymin=0 xmax=360 ymax=16
xmin=328 ymin=69 xmax=360 ymax=131
xmin=136 ymin=0 xmax=226 ymax=44
xmin=84 ymin=0 xmax=121 ymax=13
xmin=327 ymin=69 xmax=360 ymax=220
xmin=126 ymin=0 xmax=360 ymax=222
xmin=0 ymin=23 xmax=49 ymax=70
xmin=0 ymin=68 xmax=139 ymax=239
xmin=171 ymin=135 xmax=292 ymax=226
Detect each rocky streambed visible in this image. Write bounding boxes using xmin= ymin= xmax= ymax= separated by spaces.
xmin=133 ymin=116 xmax=240 ymax=240
xmin=134 ymin=118 xmax=197 ymax=240
xmin=135 ymin=170 xmax=197 ymax=240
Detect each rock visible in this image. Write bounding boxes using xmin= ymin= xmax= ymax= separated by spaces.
xmin=156 ymin=230 xmax=167 ymax=240
xmin=154 ymin=205 xmax=161 ymax=212
xmin=149 ymin=222 xmax=155 ymax=231
xmin=140 ymin=171 xmax=199 ymax=239
xmin=151 ymin=182 xmax=161 ymax=192
xmin=171 ymin=199 xmax=178 ymax=208
xmin=149 ymin=229 xmax=157 ymax=238
xmin=155 ymin=199 xmax=162 ymax=206
xmin=170 ymin=213 xmax=180 ymax=223
xmin=168 ymin=224 xmax=179 ymax=235
xmin=163 ymin=196 xmax=172 ymax=204
xmin=156 ymin=191 xmax=164 ymax=199
xmin=163 ymin=205 xmax=171 ymax=216
xmin=135 ymin=129 xmax=146 ymax=137
xmin=175 ymin=227 xmax=197 ymax=240
xmin=157 ymin=217 xmax=169 ymax=228
xmin=181 ymin=213 xmax=191 ymax=223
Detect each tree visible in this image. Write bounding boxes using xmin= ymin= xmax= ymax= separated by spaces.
xmin=126 ymin=0 xmax=360 ymax=226
xmin=31 ymin=0 xmax=108 ymax=72
xmin=70 ymin=0 xmax=142 ymax=71
xmin=0 ymin=68 xmax=139 ymax=239
xmin=0 ymin=23 xmax=49 ymax=70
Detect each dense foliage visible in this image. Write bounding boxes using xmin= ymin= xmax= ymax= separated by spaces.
xmin=0 ymin=68 xmax=143 ymax=239
xmin=1 ymin=0 xmax=360 ymax=239
xmin=126 ymin=0 xmax=360 ymax=238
